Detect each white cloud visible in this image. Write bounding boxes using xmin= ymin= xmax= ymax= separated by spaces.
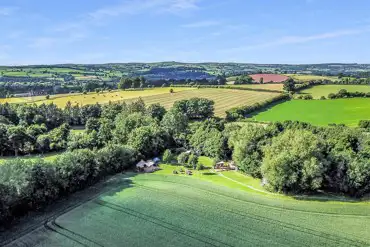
xmin=88 ymin=0 xmax=200 ymax=21
xmin=225 ymin=27 xmax=370 ymax=52
xmin=0 ymin=7 xmax=17 ymax=16
xmin=182 ymin=20 xmax=219 ymax=28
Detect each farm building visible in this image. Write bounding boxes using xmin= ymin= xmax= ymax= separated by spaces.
xmin=136 ymin=160 xmax=159 ymax=173
xmin=250 ymin=74 xmax=289 ymax=83
xmin=214 ymin=161 xmax=237 ymax=171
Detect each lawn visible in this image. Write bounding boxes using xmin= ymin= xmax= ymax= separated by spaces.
xmin=7 ymin=171 xmax=370 ymax=247
xmin=125 ymin=88 xmax=281 ymax=117
xmin=252 ymin=98 xmax=370 ymax=127
xmin=298 ymin=85 xmax=370 ymax=99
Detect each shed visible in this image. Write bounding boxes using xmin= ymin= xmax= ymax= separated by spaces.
xmin=136 ymin=160 xmax=158 ymax=173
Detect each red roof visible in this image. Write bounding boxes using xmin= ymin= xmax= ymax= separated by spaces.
xmin=250 ymin=74 xmax=289 ymax=83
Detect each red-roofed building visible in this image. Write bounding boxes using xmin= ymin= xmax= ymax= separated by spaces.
xmin=250 ymin=74 xmax=289 ymax=83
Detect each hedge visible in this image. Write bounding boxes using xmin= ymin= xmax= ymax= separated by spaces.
xmin=225 ymin=94 xmax=290 ymax=121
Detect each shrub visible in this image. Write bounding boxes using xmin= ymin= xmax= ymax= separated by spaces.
xmin=177 ymin=152 xmax=190 ymax=165
xmin=162 ymin=149 xmax=173 ymax=164
xmin=303 ymin=94 xmax=313 ymax=100
xmin=320 ymin=96 xmax=326 ymax=100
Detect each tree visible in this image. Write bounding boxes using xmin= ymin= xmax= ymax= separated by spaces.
xmin=133 ymin=77 xmax=141 ymax=88
xmin=283 ymin=78 xmax=295 ymax=92
xmin=127 ymin=125 xmax=165 ymax=157
xmin=259 ymin=77 xmax=264 ymax=84
xmin=172 ymin=98 xmax=214 ymax=120
xmin=162 ymin=149 xmax=173 ymax=164
xmin=7 ymin=126 xmax=28 ymax=156
xmin=86 ymin=118 xmax=100 ymax=132
xmin=177 ymin=151 xmax=190 ymax=165
xmin=261 ymin=129 xmax=327 ymax=193
xmin=118 ymin=78 xmax=132 ymax=90
xmin=187 ymin=153 xmax=198 ymax=168
xmin=146 ymin=104 xmax=166 ymax=121
xmin=161 ymin=109 xmax=188 ymax=134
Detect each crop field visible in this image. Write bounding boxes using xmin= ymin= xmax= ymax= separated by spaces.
xmin=0 ymin=88 xmax=196 ymax=107
xmin=252 ymin=98 xmax=370 ymax=126
xmin=226 ymin=84 xmax=284 ymax=91
xmin=298 ymin=85 xmax=370 ymax=99
xmin=6 ymin=172 xmax=370 ymax=247
xmin=125 ymin=88 xmax=281 ymax=117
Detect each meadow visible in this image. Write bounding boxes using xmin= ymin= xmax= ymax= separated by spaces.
xmin=125 ymin=88 xmax=281 ymax=117
xmin=252 ymin=98 xmax=370 ymax=126
xmin=225 ymin=84 xmax=284 ymax=91
xmin=285 ymin=74 xmax=339 ymax=82
xmin=298 ymin=85 xmax=370 ymax=99
xmin=0 ymin=88 xmax=281 ymax=117
xmin=0 ymin=88 xmax=195 ymax=106
xmin=6 ymin=171 xmax=370 ymax=247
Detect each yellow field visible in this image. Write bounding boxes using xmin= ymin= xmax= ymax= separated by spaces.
xmin=125 ymin=88 xmax=281 ymax=117
xmin=0 ymin=88 xmax=195 ymax=107
xmin=285 ymin=74 xmax=338 ymax=82
xmin=225 ymin=84 xmax=284 ymax=91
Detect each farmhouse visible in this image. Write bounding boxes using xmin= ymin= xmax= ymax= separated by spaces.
xmin=214 ymin=161 xmax=237 ymax=171
xmin=250 ymin=74 xmax=289 ymax=83
xmin=136 ymin=160 xmax=159 ymax=173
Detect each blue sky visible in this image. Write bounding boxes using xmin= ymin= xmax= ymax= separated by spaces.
xmin=1 ymin=0 xmax=370 ymax=65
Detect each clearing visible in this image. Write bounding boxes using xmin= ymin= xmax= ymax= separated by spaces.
xmin=298 ymin=85 xmax=370 ymax=99
xmin=4 ymin=167 xmax=370 ymax=247
xmin=125 ymin=88 xmax=281 ymax=117
xmin=252 ymin=98 xmax=370 ymax=127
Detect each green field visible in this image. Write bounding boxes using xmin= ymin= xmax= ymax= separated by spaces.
xmin=299 ymin=85 xmax=370 ymax=99
xmin=285 ymin=74 xmax=339 ymax=82
xmin=7 ymin=170 xmax=370 ymax=247
xmin=0 ymin=152 xmax=61 ymax=165
xmin=252 ymin=98 xmax=370 ymax=126
xmin=125 ymin=88 xmax=281 ymax=117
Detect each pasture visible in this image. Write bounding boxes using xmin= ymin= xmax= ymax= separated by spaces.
xmin=252 ymin=98 xmax=370 ymax=126
xmin=298 ymin=85 xmax=370 ymax=99
xmin=125 ymin=88 xmax=281 ymax=117
xmin=226 ymin=84 xmax=284 ymax=91
xmin=286 ymin=74 xmax=338 ymax=82
xmin=6 ymin=172 xmax=370 ymax=247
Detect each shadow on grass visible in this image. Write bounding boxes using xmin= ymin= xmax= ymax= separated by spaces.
xmin=202 ymin=172 xmax=217 ymax=176
xmin=246 ymin=99 xmax=290 ymax=118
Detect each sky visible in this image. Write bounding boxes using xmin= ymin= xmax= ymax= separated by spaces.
xmin=1 ymin=0 xmax=370 ymax=65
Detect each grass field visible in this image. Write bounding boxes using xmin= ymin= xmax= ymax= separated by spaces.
xmin=298 ymin=85 xmax=370 ymax=99
xmin=285 ymin=74 xmax=339 ymax=82
xmin=124 ymin=89 xmax=281 ymax=117
xmin=252 ymin=98 xmax=370 ymax=126
xmin=6 ymin=169 xmax=370 ymax=247
xmin=0 ymin=152 xmax=61 ymax=165
xmin=0 ymin=88 xmax=196 ymax=106
xmin=226 ymin=84 xmax=284 ymax=91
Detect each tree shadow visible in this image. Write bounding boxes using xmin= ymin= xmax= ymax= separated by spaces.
xmin=246 ymin=99 xmax=290 ymax=118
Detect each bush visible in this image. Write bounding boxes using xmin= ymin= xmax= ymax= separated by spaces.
xmin=177 ymin=152 xmax=190 ymax=165
xmin=359 ymin=120 xmax=370 ymax=129
xmin=162 ymin=149 xmax=173 ymax=164
xmin=303 ymin=94 xmax=313 ymax=100
xmin=196 ymin=162 xmax=205 ymax=171
xmin=320 ymin=96 xmax=326 ymax=100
